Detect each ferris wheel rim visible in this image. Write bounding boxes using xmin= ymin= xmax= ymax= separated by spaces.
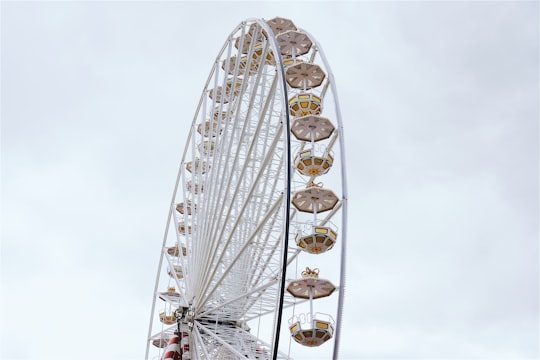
xmin=297 ymin=27 xmax=348 ymax=360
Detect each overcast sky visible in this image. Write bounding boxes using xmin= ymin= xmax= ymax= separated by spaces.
xmin=1 ymin=1 xmax=538 ymax=360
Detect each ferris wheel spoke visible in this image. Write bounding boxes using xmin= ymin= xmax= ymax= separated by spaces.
xmin=195 ymin=321 xmax=257 ymax=359
xmin=243 ymin=293 xmax=306 ymax=322
xmin=195 ymin=181 xmax=282 ymax=312
xmin=196 ymin=203 xmax=283 ymax=317
xmin=246 ymin=201 xmax=283 ymax=290
xmin=191 ymin=76 xmax=280 ymax=298
xmin=198 ymin=279 xmax=278 ymax=319
xmin=197 ymin=193 xmax=284 ymax=309
xmin=192 ymin=325 xmax=211 ymax=359
xmin=317 ymin=200 xmax=343 ymax=227
xmin=199 ymin=74 xmax=279 ymax=253
xmin=194 ymin=122 xmax=285 ymax=309
xmin=195 ymin=320 xmax=290 ymax=360
xmin=208 ymin=40 xmax=275 ymax=188
xmin=187 ymin=37 xmax=250 ymax=290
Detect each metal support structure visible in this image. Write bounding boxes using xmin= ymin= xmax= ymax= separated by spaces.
xmin=146 ymin=18 xmax=347 ymax=360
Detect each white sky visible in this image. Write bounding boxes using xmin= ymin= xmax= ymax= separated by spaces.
xmin=1 ymin=1 xmax=538 ymax=359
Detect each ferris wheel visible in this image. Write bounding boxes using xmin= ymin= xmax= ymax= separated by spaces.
xmin=146 ymin=17 xmax=348 ymax=360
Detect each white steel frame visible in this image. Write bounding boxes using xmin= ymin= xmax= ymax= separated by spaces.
xmin=146 ymin=18 xmax=348 ymax=360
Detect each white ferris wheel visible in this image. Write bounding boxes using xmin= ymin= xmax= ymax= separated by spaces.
xmin=146 ymin=17 xmax=348 ymax=360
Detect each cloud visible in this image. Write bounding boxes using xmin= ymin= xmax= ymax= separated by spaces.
xmin=2 ymin=1 xmax=538 ymax=359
